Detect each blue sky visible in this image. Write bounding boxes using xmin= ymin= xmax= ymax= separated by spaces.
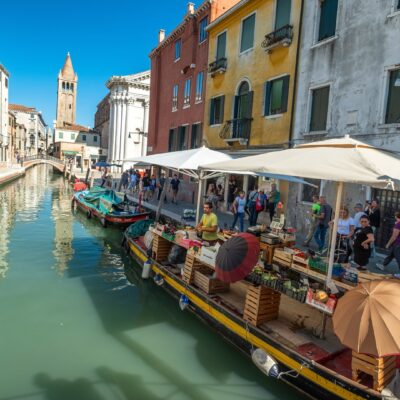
xmin=0 ymin=0 xmax=187 ymax=128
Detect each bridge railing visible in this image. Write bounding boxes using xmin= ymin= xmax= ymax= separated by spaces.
xmin=21 ymin=154 xmax=65 ymax=165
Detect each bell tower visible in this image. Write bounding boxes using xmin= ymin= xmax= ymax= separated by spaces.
xmin=56 ymin=52 xmax=77 ymax=127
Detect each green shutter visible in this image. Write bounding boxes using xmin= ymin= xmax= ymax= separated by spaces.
xmin=318 ymin=0 xmax=338 ymax=41
xmin=281 ymin=75 xmax=290 ymax=113
xmin=216 ymin=32 xmax=227 ymax=60
xmin=386 ymin=70 xmax=400 ymax=124
xmin=240 ymin=14 xmax=256 ymax=53
xmin=244 ymin=91 xmax=253 ymax=119
xmin=310 ymin=87 xmax=330 ymax=131
xmin=264 ymin=81 xmax=272 ymax=116
xmin=219 ymin=96 xmax=225 ymax=124
xmin=209 ymin=99 xmax=215 ymax=125
xmin=275 ymin=0 xmax=292 ymax=30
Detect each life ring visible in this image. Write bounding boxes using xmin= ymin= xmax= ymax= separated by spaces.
xmin=86 ymin=210 xmax=92 ymax=219
xmin=100 ymin=217 xmax=107 ymax=228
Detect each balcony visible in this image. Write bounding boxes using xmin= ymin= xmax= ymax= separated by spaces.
xmin=208 ymin=58 xmax=227 ymax=77
xmin=219 ymin=118 xmax=252 ymax=145
xmin=261 ymin=24 xmax=293 ymax=53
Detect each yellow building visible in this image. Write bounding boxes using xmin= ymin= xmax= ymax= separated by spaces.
xmin=204 ymin=0 xmax=301 ymax=152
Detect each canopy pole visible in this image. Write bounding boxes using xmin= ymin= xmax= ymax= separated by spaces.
xmin=155 ymin=173 xmax=170 ymax=222
xmin=326 ymin=181 xmax=344 ymax=283
xmin=195 ymin=170 xmax=204 ymax=225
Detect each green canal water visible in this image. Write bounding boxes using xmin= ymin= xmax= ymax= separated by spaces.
xmin=0 ymin=166 xmax=301 ymax=400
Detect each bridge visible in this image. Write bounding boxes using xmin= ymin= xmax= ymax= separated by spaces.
xmin=21 ymin=155 xmax=66 ymax=173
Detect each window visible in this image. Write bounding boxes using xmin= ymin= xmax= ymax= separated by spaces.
xmin=216 ymin=31 xmax=227 ymax=60
xmin=69 ymin=104 xmax=72 ymax=109
xmin=5 ymin=77 xmax=8 ymax=88
xmin=195 ymin=72 xmax=204 ymax=102
xmin=172 ymin=84 xmax=178 ymax=111
xmin=71 ymin=133 xmax=75 ymax=140
xmin=199 ymin=17 xmax=208 ymax=43
xmin=318 ymin=0 xmax=338 ymax=42
xmin=275 ymin=0 xmax=291 ymax=29
xmin=62 ymin=82 xmax=65 ymax=90
xmin=301 ymin=179 xmax=321 ymax=203
xmin=191 ymin=124 xmax=201 ymax=148
xmin=168 ymin=128 xmax=176 ymax=151
xmin=209 ymin=95 xmax=225 ymax=125
xmin=82 ymin=134 xmax=87 ymax=141
xmin=59 ymin=132 xmax=63 ymax=139
xmin=184 ymin=79 xmax=191 ymax=106
xmin=397 ymin=0 xmax=400 ymax=10
xmin=71 ymin=83 xmax=74 ymax=92
xmin=177 ymin=126 xmax=188 ymax=150
xmin=309 ymin=86 xmax=330 ymax=132
xmin=240 ymin=13 xmax=256 ymax=53
xmin=264 ymin=75 xmax=290 ymax=116
xmin=93 ymin=136 xmax=98 ymax=142
xmin=175 ymin=39 xmax=181 ymax=60
xmin=30 ymin=113 xmax=35 ymax=119
xmin=385 ymin=69 xmax=400 ymax=124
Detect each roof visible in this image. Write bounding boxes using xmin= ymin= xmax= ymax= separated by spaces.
xmin=149 ymin=1 xmax=211 ymax=58
xmin=0 ymin=63 xmax=10 ymax=77
xmin=106 ymin=70 xmax=151 ymax=89
xmin=60 ymin=52 xmax=77 ymax=80
xmin=57 ymin=122 xmax=90 ymax=132
xmin=9 ymin=104 xmax=36 ymax=113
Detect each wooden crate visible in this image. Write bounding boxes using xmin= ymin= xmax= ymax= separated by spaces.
xmin=272 ymin=249 xmax=293 ymax=267
xmin=193 ymin=270 xmax=230 ymax=294
xmin=292 ymin=255 xmax=309 ymax=269
xmin=243 ymin=285 xmax=281 ymax=326
xmin=352 ymin=351 xmax=396 ymax=392
xmin=182 ymin=254 xmax=213 ymax=284
xmin=152 ymin=234 xmax=173 ymax=262
xmin=263 ymin=243 xmax=285 ymax=265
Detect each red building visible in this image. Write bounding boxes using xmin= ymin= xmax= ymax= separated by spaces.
xmin=148 ymin=0 xmax=239 ymax=157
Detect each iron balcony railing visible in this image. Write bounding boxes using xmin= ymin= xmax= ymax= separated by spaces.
xmin=219 ymin=118 xmax=253 ymax=144
xmin=261 ymin=24 xmax=293 ymax=51
xmin=208 ymin=57 xmax=227 ymax=76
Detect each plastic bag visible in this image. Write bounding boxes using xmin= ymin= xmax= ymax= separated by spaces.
xmin=168 ymin=244 xmax=187 ymax=264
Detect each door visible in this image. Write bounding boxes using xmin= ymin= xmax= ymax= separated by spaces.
xmin=233 ymin=81 xmax=253 ymax=139
xmin=372 ymin=189 xmax=400 ymax=250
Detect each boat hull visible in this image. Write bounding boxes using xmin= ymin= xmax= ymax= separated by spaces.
xmin=125 ymin=235 xmax=381 ymax=400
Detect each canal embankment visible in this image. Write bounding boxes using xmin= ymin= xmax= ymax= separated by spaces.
xmin=0 ymin=166 xmax=25 ymax=186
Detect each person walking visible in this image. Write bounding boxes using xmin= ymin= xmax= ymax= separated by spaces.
xmin=253 ymin=189 xmax=267 ymax=226
xmin=268 ymin=183 xmax=280 ymax=222
xmin=157 ymin=173 xmax=166 ymax=202
xmin=170 ymin=174 xmax=180 ymax=204
xmin=353 ymin=203 xmax=366 ymax=229
xmin=303 ymin=195 xmax=320 ymax=247
xmin=353 ymin=215 xmax=374 ymax=270
xmin=227 ymin=176 xmax=237 ymax=211
xmin=313 ymin=196 xmax=332 ymax=252
xmin=247 ymin=186 xmax=259 ymax=226
xmin=231 ymin=191 xmax=246 ymax=232
xmin=149 ymin=174 xmax=157 ymax=200
xmin=121 ymin=170 xmax=129 ymax=190
xmin=128 ymin=172 xmax=137 ymax=193
xmin=366 ymin=200 xmax=380 ymax=257
xmin=142 ymin=173 xmax=150 ymax=201
xmin=377 ymin=212 xmax=400 ymax=271
xmin=100 ymin=168 xmax=108 ymax=188
xmin=334 ymin=207 xmax=355 ymax=263
xmin=196 ymin=201 xmax=219 ymax=245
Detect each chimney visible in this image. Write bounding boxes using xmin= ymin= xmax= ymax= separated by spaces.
xmin=158 ymin=29 xmax=165 ymax=43
xmin=187 ymin=2 xmax=195 ymax=14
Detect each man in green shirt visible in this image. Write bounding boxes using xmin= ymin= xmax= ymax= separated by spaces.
xmin=303 ymin=195 xmax=321 ymax=246
xmin=197 ymin=201 xmax=219 ymax=245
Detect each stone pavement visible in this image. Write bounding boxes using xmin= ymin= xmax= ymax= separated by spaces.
xmin=0 ymin=165 xmax=25 ymax=185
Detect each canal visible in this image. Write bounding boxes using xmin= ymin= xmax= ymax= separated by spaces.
xmin=0 ymin=165 xmax=301 ymax=400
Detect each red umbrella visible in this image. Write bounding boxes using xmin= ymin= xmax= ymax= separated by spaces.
xmin=216 ymin=233 xmax=260 ymax=283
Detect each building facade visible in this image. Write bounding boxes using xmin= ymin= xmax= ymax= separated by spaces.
xmin=203 ymin=0 xmax=302 ymax=206
xmin=7 ymin=111 xmax=16 ymax=161
xmin=9 ymin=104 xmax=47 ymax=156
xmin=94 ymin=94 xmax=110 ymax=158
xmin=106 ymin=71 xmax=150 ymax=167
xmin=286 ymin=0 xmax=400 ymax=248
xmin=0 ymin=64 xmax=10 ymax=164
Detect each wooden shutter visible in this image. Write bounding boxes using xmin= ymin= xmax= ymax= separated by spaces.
xmin=218 ymin=96 xmax=225 ymax=124
xmin=245 ymin=91 xmax=254 ymax=119
xmin=310 ymin=87 xmax=330 ymax=131
xmin=264 ymin=82 xmax=272 ymax=116
xmin=209 ymin=98 xmax=215 ymax=125
xmin=318 ymin=0 xmax=338 ymax=41
xmin=275 ymin=0 xmax=292 ymax=30
xmin=281 ymin=75 xmax=290 ymax=113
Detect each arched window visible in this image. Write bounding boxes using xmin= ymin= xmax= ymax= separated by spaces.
xmin=238 ymin=81 xmax=250 ymax=96
xmin=70 ymin=83 xmax=74 ymax=92
xmin=233 ymin=80 xmax=253 ymax=140
xmin=62 ymin=82 xmax=65 ymax=90
xmin=66 ymin=82 xmax=70 ymax=90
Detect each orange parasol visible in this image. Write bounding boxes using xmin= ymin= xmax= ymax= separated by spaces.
xmin=332 ymin=279 xmax=400 ymax=357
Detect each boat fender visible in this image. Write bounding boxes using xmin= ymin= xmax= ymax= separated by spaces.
xmin=179 ymin=294 xmax=189 ymax=311
xmin=142 ymin=260 xmax=152 ymax=279
xmin=251 ymin=348 xmax=280 ymax=379
xmin=100 ymin=217 xmax=107 ymax=228
xmin=86 ymin=210 xmax=92 ymax=219
xmin=153 ymin=274 xmax=164 ymax=286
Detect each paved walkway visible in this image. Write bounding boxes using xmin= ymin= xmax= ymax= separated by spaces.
xmin=0 ymin=165 xmax=25 ymax=185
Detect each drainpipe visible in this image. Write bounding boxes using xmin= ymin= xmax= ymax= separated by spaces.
xmin=288 ymin=0 xmax=305 ymax=149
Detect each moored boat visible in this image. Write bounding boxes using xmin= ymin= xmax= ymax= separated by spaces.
xmin=72 ymin=186 xmax=150 ymax=227
xmin=123 ymin=226 xmax=392 ymax=400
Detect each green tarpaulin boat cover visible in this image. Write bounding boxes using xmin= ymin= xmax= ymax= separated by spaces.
xmin=125 ymin=219 xmax=154 ymax=239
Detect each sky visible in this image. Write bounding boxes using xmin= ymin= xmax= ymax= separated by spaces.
xmin=0 ymin=0 xmax=188 ymax=128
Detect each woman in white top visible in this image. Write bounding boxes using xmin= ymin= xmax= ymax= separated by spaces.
xmin=334 ymin=207 xmax=355 ymax=262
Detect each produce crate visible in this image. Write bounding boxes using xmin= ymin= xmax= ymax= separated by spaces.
xmin=308 ymin=256 xmax=328 ymax=274
xmin=152 ymin=234 xmax=173 ymax=262
xmin=292 ymin=255 xmax=308 ymax=269
xmin=243 ymin=285 xmax=281 ymax=326
xmin=182 ymin=254 xmax=213 ymax=284
xmin=272 ymin=249 xmax=293 ymax=268
xmin=263 ymin=243 xmax=285 ymax=265
xmin=193 ymin=270 xmax=230 ymax=294
xmin=352 ymin=351 xmax=396 ymax=392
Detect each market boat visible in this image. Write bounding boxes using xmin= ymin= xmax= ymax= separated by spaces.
xmin=123 ymin=224 xmax=397 ymax=400
xmin=72 ymin=186 xmax=150 ymax=227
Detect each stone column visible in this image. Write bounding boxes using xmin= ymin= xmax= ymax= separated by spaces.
xmin=112 ymin=98 xmax=118 ymax=163
xmin=107 ymin=100 xmax=115 ymax=162
xmin=114 ymin=98 xmax=122 ymax=163
xmin=119 ymin=99 xmax=127 ymax=163
xmin=142 ymin=100 xmax=149 ymax=156
xmin=124 ymin=98 xmax=133 ymax=161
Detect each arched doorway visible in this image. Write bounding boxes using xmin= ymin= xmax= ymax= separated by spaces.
xmin=233 ymin=81 xmax=253 ymax=140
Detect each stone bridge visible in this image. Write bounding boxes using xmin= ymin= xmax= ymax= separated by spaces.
xmin=21 ymin=155 xmax=66 ymax=173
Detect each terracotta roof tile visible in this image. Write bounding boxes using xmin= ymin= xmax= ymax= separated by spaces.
xmin=9 ymin=104 xmax=36 ymax=112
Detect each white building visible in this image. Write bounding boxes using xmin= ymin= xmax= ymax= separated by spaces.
xmin=106 ymin=70 xmax=150 ymax=168
xmin=9 ymin=104 xmax=47 ymax=156
xmin=287 ymin=0 xmax=400 ymax=249
xmin=0 ymin=64 xmax=10 ymax=164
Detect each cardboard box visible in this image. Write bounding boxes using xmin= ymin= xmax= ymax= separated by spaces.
xmin=199 ymin=243 xmax=220 ymax=268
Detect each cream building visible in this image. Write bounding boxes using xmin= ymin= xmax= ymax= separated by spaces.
xmin=0 ymin=63 xmax=10 ymax=164
xmin=106 ymin=70 xmax=150 ymax=168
